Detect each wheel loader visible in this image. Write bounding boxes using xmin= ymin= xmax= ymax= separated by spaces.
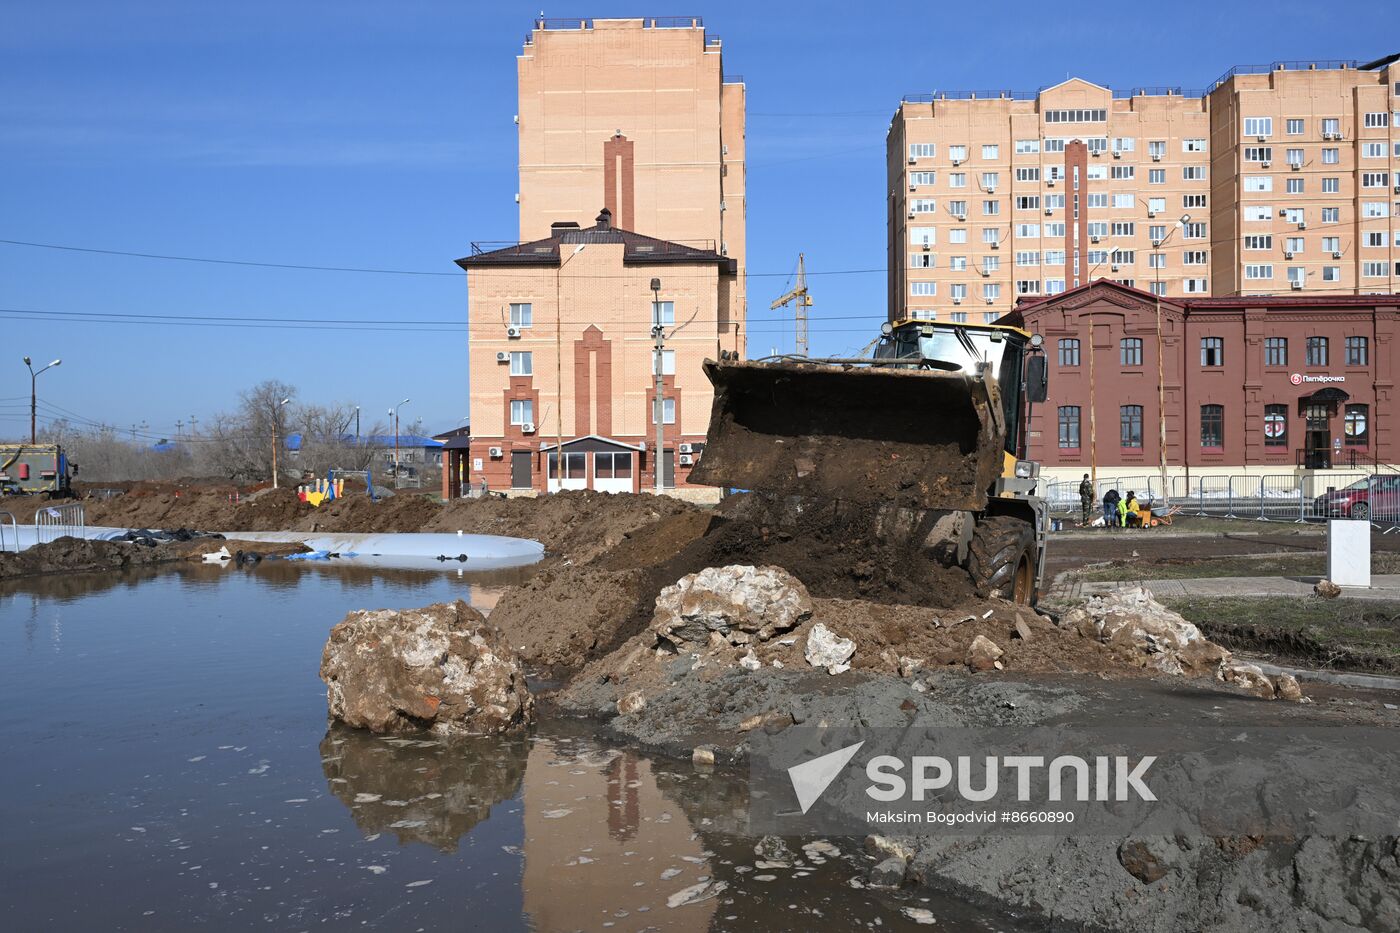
xmin=689 ymin=319 xmax=1050 ymax=604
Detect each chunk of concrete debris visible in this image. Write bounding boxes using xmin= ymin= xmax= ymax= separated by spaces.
xmin=1314 ymin=579 xmax=1342 ymax=599
xmin=739 ymin=649 xmax=762 ymax=671
xmin=1013 ymin=613 xmax=1034 ymax=642
xmin=692 ymin=746 xmax=716 ymax=766
xmin=901 ymin=906 xmax=936 ymax=925
xmin=652 ymin=565 xmax=813 ymax=651
xmin=320 ymin=600 xmax=533 ymax=736
xmin=805 ymin=622 xmax=856 ymax=674
xmin=1118 ymin=838 xmax=1172 ymax=884
xmin=754 ymin=835 xmax=793 ymax=861
xmin=1061 ymin=586 xmax=1230 ymax=677
xmin=865 ymin=834 xmax=915 ymax=863
xmin=738 ymin=713 xmax=765 ymax=732
xmin=1221 ymin=663 xmax=1279 ymax=700
xmin=965 ymin=634 xmax=1004 ymax=672
xmin=666 ymin=879 xmax=728 ymax=908
xmin=617 ymin=691 xmax=647 ymax=715
xmin=866 ymin=856 xmax=907 ymax=888
xmin=898 ymin=656 xmax=924 ymax=678
xmin=1274 ymin=672 xmax=1304 ymax=702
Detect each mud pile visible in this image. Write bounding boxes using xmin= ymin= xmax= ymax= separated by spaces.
xmin=0 ymin=537 xmax=176 ymax=579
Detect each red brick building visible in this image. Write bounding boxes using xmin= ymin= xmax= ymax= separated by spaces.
xmin=1001 ymin=280 xmax=1398 ymax=482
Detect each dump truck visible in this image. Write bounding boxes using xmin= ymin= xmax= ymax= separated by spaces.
xmin=0 ymin=443 xmax=76 ymax=498
xmin=690 ymin=319 xmax=1049 ymax=604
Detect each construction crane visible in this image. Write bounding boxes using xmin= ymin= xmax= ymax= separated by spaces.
xmin=770 ymin=253 xmax=813 ymax=357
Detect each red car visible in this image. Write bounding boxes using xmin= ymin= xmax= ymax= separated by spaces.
xmin=1313 ymin=476 xmax=1400 ymax=523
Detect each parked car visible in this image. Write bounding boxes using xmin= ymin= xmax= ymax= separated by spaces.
xmin=1312 ymin=476 xmax=1400 ymax=522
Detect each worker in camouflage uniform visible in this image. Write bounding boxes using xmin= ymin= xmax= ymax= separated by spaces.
xmin=1078 ymin=473 xmax=1094 ymax=526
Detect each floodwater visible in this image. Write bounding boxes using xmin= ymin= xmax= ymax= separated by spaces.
xmin=0 ymin=565 xmax=1031 ymax=932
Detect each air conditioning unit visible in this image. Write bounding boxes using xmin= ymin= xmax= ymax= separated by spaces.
xmin=1151 ymin=153 xmax=1162 ymax=162
xmin=1152 ymin=238 xmax=1162 ymax=247
xmin=1112 ymin=150 xmax=1122 ymax=159
xmin=1110 ymin=264 xmax=1120 ymax=272
xmin=521 ymin=422 xmax=536 ymax=434
xmin=1291 ymin=161 xmax=1302 ymax=170
xmin=953 ymin=212 xmax=966 ymax=220
xmin=985 ymin=297 xmax=995 ymax=305
xmin=1332 ymin=250 xmax=1342 ymax=259
xmin=1394 ymin=184 xmax=1400 ymax=194
xmin=506 ymin=326 xmax=521 ymax=338
xmin=952 ymin=297 xmax=962 ymax=305
xmin=1297 ymin=221 xmax=1307 ymax=230
xmin=1284 ymin=251 xmax=1294 ymax=259
xmin=1047 ymin=178 xmax=1056 ymax=187
xmin=1091 ymin=235 xmax=1101 ymax=243
xmin=908 ymin=156 xmax=917 ymax=165
xmin=1278 ymin=209 xmax=1289 ymax=217
xmin=990 ymin=241 xmax=999 ymax=249
xmin=678 ymin=454 xmax=694 ymax=466
xmin=1148 ymin=210 xmax=1157 ymax=218
xmin=678 ymin=443 xmax=693 ymax=454
xmin=952 ymin=158 xmax=962 ymax=166
xmin=917 ymin=242 xmax=929 ymax=252
xmin=488 ymin=446 xmax=503 ymax=458
xmin=1261 ymin=160 xmax=1270 ymax=168
xmin=495 ymin=351 xmax=509 ymax=362
xmin=1256 ymin=134 xmax=1267 ymax=142
xmin=1291 ymin=280 xmax=1304 ymax=290
xmin=1045 ymin=207 xmax=1053 ymax=215
xmin=909 ymin=183 xmax=917 ymax=191
xmin=908 ymin=210 xmax=916 ymax=219
xmin=514 ymin=192 xmax=520 ymax=203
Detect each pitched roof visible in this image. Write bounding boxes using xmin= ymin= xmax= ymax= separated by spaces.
xmin=456 ymin=208 xmax=736 ymax=273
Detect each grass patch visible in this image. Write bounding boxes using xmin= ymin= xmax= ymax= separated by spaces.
xmin=1162 ymin=595 xmax=1400 ymax=673
xmin=1073 ymin=552 xmax=1400 ymax=583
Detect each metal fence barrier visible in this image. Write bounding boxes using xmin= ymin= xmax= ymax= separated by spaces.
xmin=34 ymin=502 xmax=85 ymax=545
xmin=0 ymin=511 xmax=16 ymax=553
xmin=1045 ymin=472 xmax=1400 ymax=530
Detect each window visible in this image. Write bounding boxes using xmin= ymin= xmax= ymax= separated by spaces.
xmin=1184 ymin=278 xmax=1208 ymax=293
xmin=1286 ymin=148 xmax=1304 ymax=166
xmin=1183 ymin=138 xmax=1206 ymax=152
xmin=1015 ymin=223 xmax=1040 ymax=238
xmin=1323 ymin=266 xmax=1341 ymax=282
xmin=1046 ymin=222 xmax=1066 ymax=237
xmin=1362 ymin=142 xmax=1385 ymax=158
xmin=1120 ymin=406 xmax=1143 ymax=449
xmin=1014 ymin=195 xmax=1040 ymax=210
xmin=1283 ymin=207 xmax=1304 ymax=225
xmin=1111 ymin=165 xmax=1135 ymax=180
xmin=982 ymin=227 xmax=999 ymax=244
xmin=1322 ymin=148 xmax=1339 ymax=164
xmin=910 ymin=198 xmax=938 ymax=213
xmin=1045 ymin=278 xmax=1066 ymax=295
xmin=1113 ymin=193 xmax=1135 ymax=208
xmin=1120 ymin=338 xmax=1143 ymax=366
xmin=1184 ymin=250 xmax=1208 ymax=265
xmin=983 ymin=199 xmax=1001 ymax=215
xmin=949 ymin=311 xmax=968 ymax=323
xmin=510 ymin=399 xmax=533 ymax=425
xmin=1044 ymin=138 xmax=1066 ymax=153
xmin=1015 ymin=250 xmax=1040 ymax=266
xmin=1322 ymin=207 xmax=1340 ymax=223
xmin=948 ymin=145 xmax=967 ymax=162
xmin=1287 ymin=266 xmax=1305 ymax=286
xmin=652 ymin=349 xmax=676 ymax=375
xmin=1015 ymin=139 xmax=1040 ymax=154
xmin=1245 ymin=263 xmax=1274 ymax=279
xmin=1016 ymin=280 xmax=1041 ymax=296
xmin=1322 ymin=236 xmax=1340 ymax=253
xmin=950 ymin=255 xmax=968 ymax=271
xmin=1362 ymin=202 xmax=1386 ymax=218
xmin=1147 ymin=197 xmax=1166 ymax=213
xmin=910 ymin=227 xmax=936 ymax=246
xmin=1286 ymin=178 xmax=1304 ymax=194
xmin=1367 ymin=231 xmax=1387 ymax=247
xmin=1057 ymin=406 xmax=1081 ymax=449
xmin=1306 ymin=336 xmax=1328 ymax=367
xmin=1244 ymin=234 xmax=1273 ymax=250
xmin=1344 ymin=404 xmax=1369 ymax=445
xmin=909 ymin=309 xmax=937 ymax=321
xmin=1058 ymin=338 xmax=1080 ymax=367
xmin=652 ymin=300 xmax=675 ymax=326
xmin=1086 ymin=165 xmax=1108 ymax=180
xmin=982 ymin=144 xmax=999 ymax=159
xmin=1362 ymin=172 xmax=1390 ymax=188
xmin=911 ymin=282 xmax=937 ymax=296
xmin=1044 ymin=108 xmax=1107 ymax=123
xmin=949 ymin=226 xmax=968 ymax=242
xmin=1183 ymin=222 xmax=1206 ymax=238
xmin=910 ymin=253 xmax=936 ymax=268
xmin=1286 ymin=118 xmax=1305 ymax=135
xmin=509 ymin=351 xmax=533 ymax=376
xmin=1044 ymin=249 xmax=1065 ymax=265
xmin=593 ymin=451 xmax=633 ymax=480
xmin=1149 ymin=168 xmax=1166 ymax=184
xmin=1045 ymin=193 xmax=1065 ymax=209
xmin=981 ymin=172 xmax=999 ymax=189
xmin=1244 ymin=117 xmax=1273 ymax=137
xmin=509 ymin=302 xmax=533 ymax=328
xmin=1363 ymin=261 xmax=1389 ymax=277
xmin=949 ymin=172 xmax=967 ymax=188
xmin=1244 ymin=146 xmax=1272 ymax=162
xmin=1346 ymin=336 xmax=1369 ymax=366
xmin=1322 ymin=177 xmax=1339 ymax=193
xmin=1149 ymin=281 xmax=1166 ymax=296
xmin=1015 ymin=167 xmax=1041 ymax=182
xmin=1111 ymin=221 xmax=1135 ymax=237
xmin=547 ymin=452 xmax=586 ymax=480
xmin=1200 ymin=337 xmax=1224 ymax=367
xmin=981 ymin=256 xmax=1000 ymax=273
xmin=1265 ymin=337 xmax=1287 ymax=367
xmin=1286 ymin=236 xmax=1305 ymax=253
xmin=949 ymin=284 xmax=967 ymax=301
xmin=910 ymin=171 xmax=937 ymax=186
xmin=652 ymin=397 xmax=676 ymax=425
xmin=1264 ymin=404 xmax=1288 ymax=447
xmin=1112 ymin=137 xmax=1135 ymax=153
xmin=1363 ymin=112 xmax=1390 ymax=128
xmin=1148 ymin=140 xmax=1166 ymax=159
xmin=1183 ymin=166 xmax=1205 ymax=180
xmin=1322 ymin=118 xmax=1340 ymax=136
xmin=909 ymin=143 xmax=936 ymax=159
xmin=1244 ymin=175 xmax=1273 ymax=193
xmin=983 ymin=283 xmax=1000 ymax=301
xmin=1200 ymin=404 xmax=1224 ymax=449
xmin=1148 ymin=252 xmax=1165 ymax=269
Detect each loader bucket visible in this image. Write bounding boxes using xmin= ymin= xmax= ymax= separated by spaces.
xmin=689 ymin=359 xmax=1005 ymax=512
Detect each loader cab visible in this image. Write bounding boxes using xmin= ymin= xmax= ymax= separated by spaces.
xmin=874 ymin=321 xmax=1046 ymax=459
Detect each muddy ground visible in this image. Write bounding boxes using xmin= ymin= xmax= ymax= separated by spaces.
xmin=0 ymin=535 xmax=307 ymax=580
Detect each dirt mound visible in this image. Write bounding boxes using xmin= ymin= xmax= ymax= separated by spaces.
xmin=291 ymin=492 xmax=442 ymax=534
xmin=0 ymin=536 xmax=175 ymax=578
xmin=488 ymin=565 xmax=650 ymax=672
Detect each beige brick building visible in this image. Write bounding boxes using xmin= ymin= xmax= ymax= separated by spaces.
xmin=888 ymin=56 xmax=1400 ymax=322
xmin=449 ymin=17 xmax=745 ymax=499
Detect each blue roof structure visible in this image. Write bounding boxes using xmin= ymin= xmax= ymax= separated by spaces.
xmin=283 ymin=433 xmax=444 ymax=452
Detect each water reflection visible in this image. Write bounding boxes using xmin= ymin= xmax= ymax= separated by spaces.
xmin=320 ymin=723 xmax=528 ymax=852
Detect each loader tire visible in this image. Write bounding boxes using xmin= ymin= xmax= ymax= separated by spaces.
xmin=968 ymin=515 xmax=1036 ymax=605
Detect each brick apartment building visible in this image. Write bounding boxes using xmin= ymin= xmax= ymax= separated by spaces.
xmin=1000 ymin=279 xmax=1398 ymax=483
xmin=889 ymin=54 xmax=1400 ymax=322
xmin=453 ymin=17 xmax=745 ymax=499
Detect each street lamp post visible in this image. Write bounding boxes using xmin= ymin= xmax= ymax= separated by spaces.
xmin=650 ymin=278 xmax=666 ymax=494
xmin=1149 ymin=213 xmax=1191 ymax=514
xmin=355 ymin=406 xmax=360 ymax=440
xmin=22 ymin=356 xmax=61 ymax=444
xmin=391 ymin=398 xmax=410 ymax=484
xmin=271 ymin=397 xmax=290 ymax=489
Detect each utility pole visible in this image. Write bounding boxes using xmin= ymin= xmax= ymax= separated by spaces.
xmin=176 ymin=419 xmax=184 ymax=437
xmin=271 ymin=397 xmax=290 ymax=489
xmin=22 ymin=356 xmax=61 ymax=444
xmin=651 ymin=277 xmax=666 ymax=493
xmin=355 ymin=406 xmax=360 ymax=440
xmin=189 ymin=415 xmax=198 ymax=436
xmin=391 ymin=398 xmax=410 ymax=485
xmin=770 ymin=253 xmax=813 ymax=357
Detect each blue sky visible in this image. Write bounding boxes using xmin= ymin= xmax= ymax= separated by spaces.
xmin=1 ymin=0 xmax=1387 ymax=441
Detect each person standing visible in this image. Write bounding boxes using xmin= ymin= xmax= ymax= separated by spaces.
xmin=1102 ymin=488 xmax=1121 ymax=529
xmin=1078 ymin=473 xmax=1094 ymax=526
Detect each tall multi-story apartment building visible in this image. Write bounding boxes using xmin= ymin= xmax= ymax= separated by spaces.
xmin=448 ymin=17 xmax=745 ymax=500
xmin=888 ymin=55 xmax=1400 ymax=321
